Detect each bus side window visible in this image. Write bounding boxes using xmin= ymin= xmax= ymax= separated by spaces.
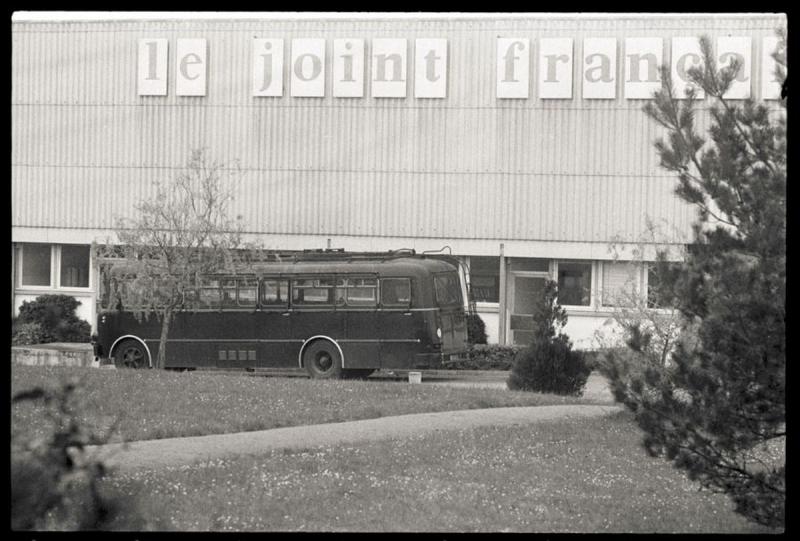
xmin=293 ymin=277 xmax=334 ymax=306
xmin=198 ymin=278 xmax=222 ymax=309
xmin=221 ymin=279 xmax=238 ymax=308
xmin=261 ymin=279 xmax=289 ymax=308
xmin=237 ymin=278 xmax=258 ymax=307
xmin=346 ymin=277 xmax=377 ymax=307
xmin=381 ymin=278 xmax=411 ymax=308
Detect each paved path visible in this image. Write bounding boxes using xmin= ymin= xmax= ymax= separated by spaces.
xmin=89 ymin=404 xmax=622 ymax=473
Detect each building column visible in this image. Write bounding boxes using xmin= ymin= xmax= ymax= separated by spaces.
xmin=498 ymin=243 xmax=507 ymax=345
xmin=11 ymin=243 xmax=16 ymax=319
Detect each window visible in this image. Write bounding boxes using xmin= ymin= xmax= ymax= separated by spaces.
xmin=469 ymin=256 xmax=499 ymax=303
xmin=60 ymin=245 xmax=90 ymax=288
xmin=557 ymin=262 xmax=592 ymax=306
xmin=221 ymin=279 xmax=238 ymax=308
xmin=292 ymin=277 xmax=335 ymax=306
xmin=20 ymin=244 xmax=52 ymax=287
xmin=261 ymin=279 xmax=289 ymax=307
xmin=434 ymin=273 xmax=462 ymax=307
xmin=197 ymin=278 xmax=222 ymax=309
xmin=18 ymin=243 xmax=91 ymax=289
xmin=381 ymin=278 xmax=411 ymax=308
xmin=237 ymin=278 xmax=258 ymax=307
xmin=647 ymin=263 xmax=682 ymax=309
xmin=601 ymin=262 xmax=639 ymax=307
xmin=336 ymin=277 xmax=378 ymax=307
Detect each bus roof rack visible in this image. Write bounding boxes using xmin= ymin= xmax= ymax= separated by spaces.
xmin=287 ymin=248 xmax=419 ymax=263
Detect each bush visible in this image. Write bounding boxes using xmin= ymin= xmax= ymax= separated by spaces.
xmin=11 ymin=378 xmax=147 ymax=530
xmin=508 ymin=341 xmax=591 ymax=395
xmin=12 ymin=321 xmax=48 ymax=346
xmin=507 ymin=280 xmax=591 ymax=395
xmin=466 ymin=313 xmax=488 ymax=344
xmin=15 ymin=294 xmax=91 ymax=344
xmin=447 ymin=344 xmax=522 ymax=370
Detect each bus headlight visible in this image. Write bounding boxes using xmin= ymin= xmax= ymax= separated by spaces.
xmin=436 ymin=327 xmax=442 ymax=339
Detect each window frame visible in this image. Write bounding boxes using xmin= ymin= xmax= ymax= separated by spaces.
xmin=380 ymin=277 xmax=412 ymax=309
xmin=598 ymin=260 xmax=645 ymax=309
xmin=260 ymin=277 xmax=290 ymax=309
xmin=291 ymin=276 xmax=336 ymax=308
xmin=553 ymin=260 xmax=597 ymax=311
xmin=16 ymin=243 xmax=93 ymax=292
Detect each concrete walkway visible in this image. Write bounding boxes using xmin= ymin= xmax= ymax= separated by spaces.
xmin=89 ymin=404 xmax=623 ymax=473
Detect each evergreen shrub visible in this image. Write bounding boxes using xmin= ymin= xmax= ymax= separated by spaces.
xmin=12 ymin=321 xmax=48 ymax=346
xmin=15 ymin=295 xmax=91 ymax=344
xmin=466 ymin=313 xmax=488 ymax=344
xmin=507 ymin=280 xmax=591 ymax=395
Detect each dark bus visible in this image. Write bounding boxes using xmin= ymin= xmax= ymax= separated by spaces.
xmin=92 ymin=251 xmax=468 ymax=378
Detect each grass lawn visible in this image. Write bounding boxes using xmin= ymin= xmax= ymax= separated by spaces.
xmin=11 ymin=365 xmax=608 ymax=443
xmin=101 ymin=411 xmax=777 ymax=533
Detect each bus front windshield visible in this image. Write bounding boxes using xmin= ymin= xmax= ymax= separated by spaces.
xmin=433 ymin=273 xmax=463 ymax=307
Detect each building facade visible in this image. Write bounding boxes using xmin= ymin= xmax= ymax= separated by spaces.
xmin=11 ymin=12 xmax=786 ymax=347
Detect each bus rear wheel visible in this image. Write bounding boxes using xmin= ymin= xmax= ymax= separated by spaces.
xmin=304 ymin=340 xmax=342 ymax=379
xmin=114 ymin=339 xmax=149 ymax=369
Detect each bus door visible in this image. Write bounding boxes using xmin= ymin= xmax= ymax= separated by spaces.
xmin=338 ymin=277 xmax=380 ymax=369
xmin=433 ymin=272 xmax=468 ymax=354
xmin=290 ymin=276 xmax=344 ymax=362
xmin=254 ymin=277 xmax=294 ymax=367
xmin=378 ymin=277 xmax=417 ymax=368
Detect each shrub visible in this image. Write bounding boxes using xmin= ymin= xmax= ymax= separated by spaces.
xmin=448 ymin=344 xmax=521 ymax=370
xmin=508 ymin=341 xmax=591 ymax=395
xmin=507 ymin=280 xmax=590 ymax=395
xmin=12 ymin=320 xmax=48 ymax=346
xmin=11 ymin=378 xmax=147 ymax=530
xmin=15 ymin=294 xmax=91 ymax=344
xmin=466 ymin=313 xmax=488 ymax=344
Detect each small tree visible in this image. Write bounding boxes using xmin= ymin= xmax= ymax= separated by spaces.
xmin=508 ymin=280 xmax=590 ymax=395
xmin=602 ymin=32 xmax=786 ymax=528
xmin=594 ymin=220 xmax=690 ymax=369
xmin=96 ymin=149 xmax=248 ymax=369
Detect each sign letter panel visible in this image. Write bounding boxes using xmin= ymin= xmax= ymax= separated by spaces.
xmin=717 ymin=37 xmax=751 ymax=99
xmin=582 ymin=38 xmax=617 ymax=99
xmin=291 ymin=39 xmax=326 ymax=97
xmin=761 ymin=37 xmax=783 ymax=100
xmin=176 ymin=39 xmax=207 ymax=96
xmin=414 ymin=39 xmax=448 ymax=98
xmin=496 ymin=38 xmax=530 ymax=99
xmin=253 ymin=39 xmax=284 ymax=97
xmin=671 ymin=37 xmax=704 ymax=99
xmin=371 ymin=39 xmax=408 ymax=98
xmin=138 ymin=39 xmax=168 ymax=96
xmin=333 ymin=39 xmax=365 ymax=97
xmin=624 ymin=38 xmax=662 ymax=99
xmin=538 ymin=38 xmax=573 ymax=99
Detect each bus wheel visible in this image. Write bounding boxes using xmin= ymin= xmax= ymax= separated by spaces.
xmin=114 ymin=339 xmax=149 ymax=369
xmin=304 ymin=340 xmax=342 ymax=379
xmin=342 ymin=369 xmax=374 ymax=379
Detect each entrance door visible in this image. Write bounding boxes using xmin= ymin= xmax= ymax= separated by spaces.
xmin=508 ymin=274 xmax=547 ymax=345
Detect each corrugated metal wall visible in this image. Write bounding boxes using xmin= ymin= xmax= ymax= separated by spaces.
xmin=11 ymin=14 xmax=786 ymax=250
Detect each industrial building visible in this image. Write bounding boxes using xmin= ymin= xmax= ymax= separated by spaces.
xmin=11 ymin=12 xmax=786 ymax=347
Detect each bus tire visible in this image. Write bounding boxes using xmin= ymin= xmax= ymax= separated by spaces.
xmin=113 ymin=339 xmax=149 ymax=369
xmin=342 ymin=369 xmax=374 ymax=379
xmin=303 ymin=340 xmax=342 ymax=379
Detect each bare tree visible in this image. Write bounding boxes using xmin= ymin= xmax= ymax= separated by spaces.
xmin=96 ymin=149 xmax=249 ymax=369
xmin=593 ymin=219 xmax=691 ymax=368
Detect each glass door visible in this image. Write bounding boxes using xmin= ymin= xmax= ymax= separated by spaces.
xmin=508 ymin=274 xmax=548 ymax=345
